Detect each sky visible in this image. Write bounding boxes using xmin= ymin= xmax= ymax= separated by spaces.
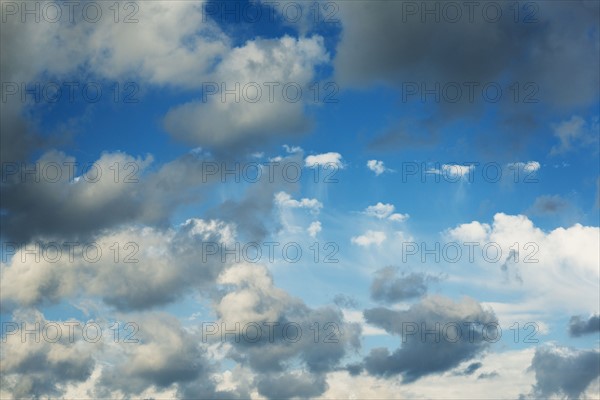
xmin=0 ymin=0 xmax=599 ymax=399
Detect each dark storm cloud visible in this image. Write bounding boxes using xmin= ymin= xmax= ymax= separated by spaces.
xmin=569 ymin=314 xmax=600 ymax=337
xmin=334 ymin=1 xmax=599 ymax=154
xmin=529 ymin=346 xmax=600 ymax=399
xmin=370 ymin=266 xmax=439 ymax=303
xmin=362 ymin=295 xmax=497 ymax=382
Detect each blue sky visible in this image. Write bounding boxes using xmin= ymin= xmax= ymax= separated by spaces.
xmin=1 ymin=1 xmax=599 ymax=399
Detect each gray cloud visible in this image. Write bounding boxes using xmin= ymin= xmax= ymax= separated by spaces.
xmin=529 ymin=346 xmax=600 ymax=399
xmin=256 ymin=372 xmax=328 ymax=400
xmin=362 ymin=295 xmax=497 ymax=382
xmin=370 ymin=267 xmax=439 ymax=303
xmin=1 ymin=218 xmax=237 ymax=312
xmin=528 ymin=195 xmax=570 ymax=216
xmin=334 ymin=1 xmax=599 ymax=154
xmin=569 ymin=315 xmax=600 ymax=337
xmin=211 ymin=263 xmax=361 ymax=397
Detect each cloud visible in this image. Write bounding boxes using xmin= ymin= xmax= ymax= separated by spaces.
xmin=164 ymin=35 xmax=329 ymax=152
xmin=304 ymin=152 xmax=345 ymax=169
xmin=568 ymin=315 xmax=600 ymax=337
xmin=307 ymin=221 xmax=322 ymax=238
xmin=364 ymin=202 xmax=409 ymax=222
xmin=212 ymin=262 xmax=361 ymax=397
xmin=1 ymin=218 xmax=237 ymax=311
xmin=370 ymin=267 xmax=438 ymax=303
xmin=446 ymin=213 xmax=600 ymax=313
xmin=351 ymin=230 xmax=386 ymax=247
xmin=427 ymin=164 xmax=476 ymax=179
xmin=529 ymin=345 xmax=600 ymax=399
xmin=275 ymin=192 xmax=323 ymax=214
xmin=362 ymin=295 xmax=498 ymax=382
xmin=551 ymin=115 xmax=600 ymax=154
xmin=366 ymin=160 xmax=392 ymax=176
xmin=0 ymin=311 xmax=98 ymax=399
xmin=528 ymin=195 xmax=569 ymax=216
xmin=507 ymin=161 xmax=541 ymax=173
xmin=334 ymin=1 xmax=600 ymax=152
xmin=255 ymin=372 xmax=328 ymax=400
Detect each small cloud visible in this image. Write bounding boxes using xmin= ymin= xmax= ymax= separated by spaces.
xmin=351 ymin=230 xmax=386 ymax=247
xmin=528 ymin=195 xmax=569 ymax=216
xmin=364 ymin=202 xmax=409 ymax=222
xmin=569 ymin=314 xmax=600 ymax=337
xmin=275 ymin=192 xmax=323 ymax=214
xmin=307 ymin=221 xmax=322 ymax=238
xmin=305 ymin=152 xmax=344 ymax=169
xmin=367 ymin=159 xmax=393 ymax=176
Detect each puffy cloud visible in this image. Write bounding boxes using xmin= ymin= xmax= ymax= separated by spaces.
xmin=366 ymin=160 xmax=392 ymax=176
xmin=364 ymin=203 xmax=409 ymax=222
xmin=370 ymin=267 xmax=438 ymax=303
xmin=351 ymin=230 xmax=386 ymax=247
xmin=164 ymin=35 xmax=329 ymax=151
xmin=507 ymin=161 xmax=541 ymax=173
xmin=1 ymin=1 xmax=228 ymax=85
xmin=275 ymin=192 xmax=323 ymax=214
xmin=529 ymin=345 xmax=600 ymax=399
xmin=212 ymin=262 xmax=361 ymax=396
xmin=307 ymin=221 xmax=322 ymax=238
xmin=0 ymin=312 xmax=98 ymax=399
xmin=446 ymin=213 xmax=600 ymax=313
xmin=362 ymin=295 xmax=498 ymax=382
xmin=568 ymin=315 xmax=600 ymax=337
xmin=1 ymin=218 xmax=236 ymax=311
xmin=304 ymin=152 xmax=344 ymax=169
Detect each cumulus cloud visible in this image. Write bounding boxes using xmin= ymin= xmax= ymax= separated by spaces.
xmin=370 ymin=267 xmax=439 ymax=303
xmin=568 ymin=315 xmax=600 ymax=337
xmin=307 ymin=221 xmax=322 ymax=238
xmin=364 ymin=202 xmax=409 ymax=222
xmin=212 ymin=262 xmax=361 ymax=397
xmin=362 ymin=295 xmax=498 ymax=382
xmin=446 ymin=213 xmax=600 ymax=313
xmin=529 ymin=345 xmax=600 ymax=399
xmin=164 ymin=35 xmax=329 ymax=151
xmin=304 ymin=152 xmax=345 ymax=169
xmin=1 ymin=218 xmax=237 ymax=311
xmin=351 ymin=230 xmax=386 ymax=247
xmin=366 ymin=160 xmax=392 ymax=176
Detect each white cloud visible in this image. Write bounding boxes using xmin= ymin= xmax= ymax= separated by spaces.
xmin=307 ymin=221 xmax=322 ymax=238
xmin=275 ymin=191 xmax=323 ymax=214
xmin=388 ymin=213 xmax=410 ymax=222
xmin=366 ymin=160 xmax=392 ymax=176
xmin=164 ymin=35 xmax=329 ymax=149
xmin=364 ymin=202 xmax=409 ymax=222
xmin=304 ymin=152 xmax=345 ymax=169
xmin=446 ymin=213 xmax=600 ymax=314
xmin=507 ymin=161 xmax=541 ymax=173
xmin=364 ymin=202 xmax=395 ymax=219
xmin=351 ymin=230 xmax=386 ymax=247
